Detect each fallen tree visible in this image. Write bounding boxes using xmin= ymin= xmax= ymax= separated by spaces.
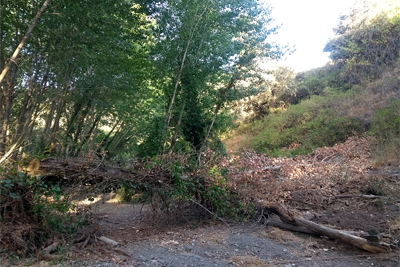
xmin=262 ymin=202 xmax=392 ymax=253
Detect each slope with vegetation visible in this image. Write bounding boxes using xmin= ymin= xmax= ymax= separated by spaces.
xmin=225 ymin=0 xmax=400 ymax=163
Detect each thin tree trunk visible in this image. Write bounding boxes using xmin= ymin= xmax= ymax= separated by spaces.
xmin=169 ymin=102 xmax=185 ymax=153
xmin=162 ymin=7 xmax=209 ymax=153
xmin=50 ymin=69 xmax=74 ymax=143
xmin=101 ymin=118 xmax=123 ymax=149
xmin=44 ymin=97 xmax=56 ymax=134
xmin=76 ymin=111 xmax=103 ymax=155
xmin=68 ymin=101 xmax=91 ymax=156
xmin=0 ymin=70 xmax=17 ymax=156
xmin=0 ymin=0 xmax=6 ymax=73
xmin=0 ymin=0 xmax=51 ymax=84
xmin=196 ymin=110 xmax=217 ymax=165
xmin=109 ymin=123 xmax=136 ymax=152
xmin=196 ymin=75 xmax=237 ymax=165
xmin=104 ymin=122 xmax=125 ymax=152
xmin=14 ymin=78 xmax=37 ymax=143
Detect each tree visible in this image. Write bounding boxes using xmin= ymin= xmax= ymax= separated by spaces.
xmin=140 ymin=0 xmax=283 ymax=156
xmin=324 ymin=0 xmax=400 ymax=85
xmin=0 ymin=0 xmax=153 ymax=160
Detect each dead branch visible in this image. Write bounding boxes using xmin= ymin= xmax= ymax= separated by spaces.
xmin=263 ymin=202 xmax=391 ymax=253
xmin=247 ymin=165 xmax=281 ymax=174
xmin=189 ymin=198 xmax=231 ymax=230
xmin=335 ymin=194 xmax=381 ymax=199
xmin=99 ymin=236 xmax=119 ymax=247
xmin=267 ymin=220 xmax=319 ymax=235
xmin=39 ymin=240 xmax=61 ymax=261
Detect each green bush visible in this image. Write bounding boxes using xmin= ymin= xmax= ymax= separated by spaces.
xmin=137 ymin=156 xmax=251 ymax=222
xmin=368 ymin=99 xmax=400 ymax=165
xmin=247 ymin=93 xmax=363 ymax=156
xmin=368 ymin=99 xmax=400 ymax=144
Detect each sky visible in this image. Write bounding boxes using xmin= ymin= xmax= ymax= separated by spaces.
xmin=264 ymin=0 xmax=358 ymax=72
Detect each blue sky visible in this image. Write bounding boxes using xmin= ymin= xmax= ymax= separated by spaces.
xmin=264 ymin=0 xmax=357 ymax=72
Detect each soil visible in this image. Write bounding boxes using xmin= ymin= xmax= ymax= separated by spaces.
xmin=13 ymin=188 xmax=399 ymax=267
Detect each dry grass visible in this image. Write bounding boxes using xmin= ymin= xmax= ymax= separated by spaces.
xmin=223 ymin=134 xmax=250 ymax=154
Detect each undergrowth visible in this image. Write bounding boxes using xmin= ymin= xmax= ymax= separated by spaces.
xmin=368 ymin=99 xmax=400 ymax=166
xmin=0 ymin=167 xmax=88 ymax=258
xmin=229 ymin=92 xmax=364 ymax=156
xmin=117 ymin=153 xmax=253 ymax=222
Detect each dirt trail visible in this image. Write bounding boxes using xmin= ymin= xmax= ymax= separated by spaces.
xmin=48 ymin=194 xmax=399 ymax=267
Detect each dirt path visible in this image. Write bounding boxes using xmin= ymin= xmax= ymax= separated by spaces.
xmin=50 ymin=195 xmax=399 ymax=267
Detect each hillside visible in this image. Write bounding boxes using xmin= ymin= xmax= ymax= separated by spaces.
xmin=224 ymin=3 xmax=400 ymax=165
xmin=224 ymin=62 xmax=400 ymax=164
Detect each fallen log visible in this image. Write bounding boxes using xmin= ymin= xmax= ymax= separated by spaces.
xmin=335 ymin=194 xmax=381 ymax=199
xmin=115 ymin=247 xmax=131 ymax=257
xmin=294 ymin=217 xmax=389 ymax=253
xmin=263 ymin=202 xmax=391 ymax=253
xmin=267 ymin=220 xmax=319 ymax=235
xmin=267 ymin=218 xmax=369 ymax=237
xmin=38 ymin=240 xmax=61 ymax=261
xmin=98 ymin=236 xmax=131 ymax=257
xmin=99 ymin=236 xmax=119 ymax=247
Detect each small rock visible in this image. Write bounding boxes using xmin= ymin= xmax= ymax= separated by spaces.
xmin=138 ymin=255 xmax=148 ymax=262
xmin=185 ymin=245 xmax=194 ymax=252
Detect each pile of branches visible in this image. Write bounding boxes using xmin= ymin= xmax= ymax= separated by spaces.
xmin=220 ymin=137 xmax=396 ymax=208
xmin=0 ymin=179 xmax=41 ymax=256
xmin=28 ymin=152 xmax=241 ymax=223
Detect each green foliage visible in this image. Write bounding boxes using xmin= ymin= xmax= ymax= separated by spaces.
xmin=0 ymin=168 xmax=87 ymax=256
xmin=368 ymin=99 xmax=400 ymax=143
xmin=324 ymin=3 xmax=400 ymax=85
xmin=137 ymin=115 xmax=165 ymax=157
xmin=132 ymin=156 xmax=251 ymax=221
xmin=32 ymin=181 xmax=78 ymax=234
xmin=247 ymin=94 xmax=363 ymax=156
xmin=368 ymin=99 xmax=400 ymax=165
xmin=365 ymin=178 xmax=388 ymax=197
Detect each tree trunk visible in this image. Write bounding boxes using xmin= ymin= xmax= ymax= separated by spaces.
xmin=76 ymin=111 xmax=103 ymax=155
xmin=0 ymin=0 xmax=51 ymax=84
xmin=0 ymin=0 xmax=6 ymax=74
xmin=263 ymin=202 xmax=391 ymax=253
xmin=162 ymin=7 xmax=209 ymax=153
xmin=0 ymin=68 xmax=18 ymax=157
xmin=169 ymin=102 xmax=185 ymax=153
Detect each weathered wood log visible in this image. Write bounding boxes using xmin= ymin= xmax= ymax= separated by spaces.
xmin=267 ymin=220 xmax=319 ymax=235
xmin=294 ymin=217 xmax=389 ymax=253
xmin=39 ymin=240 xmax=61 ymax=261
xmin=263 ymin=202 xmax=391 ymax=253
xmin=98 ymin=236 xmax=131 ymax=256
xmin=115 ymin=247 xmax=131 ymax=257
xmin=99 ymin=236 xmax=119 ymax=247
xmin=335 ymin=194 xmax=381 ymax=199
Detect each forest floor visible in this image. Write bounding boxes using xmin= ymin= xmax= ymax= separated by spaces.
xmin=3 ymin=138 xmax=400 ymax=267
xmin=28 ymin=185 xmax=400 ymax=267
